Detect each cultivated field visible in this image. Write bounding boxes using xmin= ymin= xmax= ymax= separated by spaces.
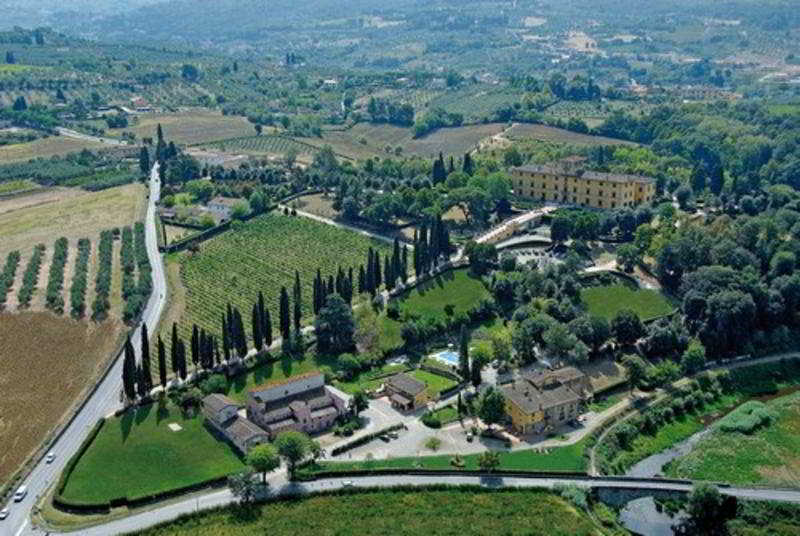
xmin=506 ymin=123 xmax=636 ymax=146
xmin=0 ymin=135 xmax=107 ymax=163
xmin=132 ymin=488 xmax=602 ymax=536
xmin=112 ymin=109 xmax=255 ymax=145
xmin=0 ymin=183 xmax=146 ymax=257
xmin=201 ymin=135 xmax=317 ymax=159
xmin=288 ymin=193 xmax=338 ymax=219
xmin=59 ymin=402 xmax=245 ymax=505
xmin=580 ymin=283 xmax=675 ymax=321
xmin=0 ymin=313 xmax=123 ymax=487
xmin=161 ymin=212 xmax=391 ymax=356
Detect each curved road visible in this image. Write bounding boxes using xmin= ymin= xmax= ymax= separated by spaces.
xmin=6 ymin=165 xmax=166 ymax=536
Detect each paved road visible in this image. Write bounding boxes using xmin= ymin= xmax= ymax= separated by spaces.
xmin=74 ymin=472 xmax=800 ymax=536
xmin=5 ymin=165 xmax=166 ymax=536
xmin=55 ymin=127 xmax=128 ymax=146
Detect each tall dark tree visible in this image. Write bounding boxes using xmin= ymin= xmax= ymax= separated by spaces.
xmin=232 ymin=307 xmax=248 ymax=358
xmin=177 ymin=339 xmax=188 ymax=380
xmin=122 ymin=335 xmax=137 ymax=401
xmin=191 ymin=324 xmax=200 ymax=371
xmin=157 ymin=335 xmax=167 ymax=388
xmin=139 ymin=146 xmax=151 ymax=175
xmin=221 ymin=313 xmax=231 ymax=361
xmin=384 ymin=254 xmax=393 ymax=290
xmin=374 ymin=253 xmax=382 ymax=289
xmin=170 ymin=323 xmax=179 ymax=377
xmin=140 ymin=323 xmax=153 ymax=393
xmin=136 ymin=364 xmax=148 ymax=399
xmin=401 ymin=245 xmax=409 ymax=283
xmin=432 ymin=152 xmax=447 ymax=183
xmin=315 ymin=294 xmax=355 ymax=354
xmin=293 ymin=270 xmax=302 ymax=332
xmin=279 ymin=286 xmax=291 ymax=341
xmin=263 ymin=308 xmax=273 ymax=348
xmin=458 ymin=325 xmax=470 ymax=379
xmin=462 ymin=152 xmax=474 ymax=176
xmin=252 ymin=303 xmax=264 ymax=350
xmin=358 ymin=265 xmax=366 ymax=295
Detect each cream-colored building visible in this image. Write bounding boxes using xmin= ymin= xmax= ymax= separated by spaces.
xmin=510 ymin=157 xmax=655 ymax=210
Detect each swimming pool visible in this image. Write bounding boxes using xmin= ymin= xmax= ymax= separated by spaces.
xmin=432 ymin=350 xmax=459 ymax=366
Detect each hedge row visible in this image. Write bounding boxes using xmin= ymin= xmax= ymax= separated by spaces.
xmin=91 ymin=229 xmax=114 ymax=320
xmin=329 ymin=423 xmax=405 ymax=457
xmin=123 ymin=222 xmax=152 ymax=324
xmin=16 ymin=243 xmax=45 ymax=308
xmin=0 ymin=250 xmax=20 ymax=308
xmin=44 ymin=237 xmax=69 ymax=313
xmin=70 ymin=238 xmax=91 ymax=318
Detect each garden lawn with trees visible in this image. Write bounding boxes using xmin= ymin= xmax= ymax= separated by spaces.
xmin=59 ymin=402 xmax=246 ymax=505
xmin=163 ymin=212 xmax=391 ymax=355
xmin=580 ymin=283 xmax=675 ymax=321
xmin=128 ymin=487 xmax=604 ymax=536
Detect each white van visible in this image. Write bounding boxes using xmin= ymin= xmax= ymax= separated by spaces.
xmin=13 ymin=485 xmax=27 ymax=502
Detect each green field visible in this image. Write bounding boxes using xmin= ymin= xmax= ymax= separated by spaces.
xmin=0 ymin=179 xmax=38 ymax=195
xmin=164 ymin=212 xmax=391 ymax=355
xmin=379 ymin=268 xmax=491 ymax=351
xmin=202 ymin=135 xmax=318 ymax=157
xmin=60 ymin=403 xmax=246 ymax=505
xmin=666 ymin=391 xmax=800 ymax=487
xmin=300 ymin=437 xmax=588 ymax=477
xmin=130 ymin=487 xmax=602 ymax=536
xmin=580 ymin=283 xmax=675 ymax=321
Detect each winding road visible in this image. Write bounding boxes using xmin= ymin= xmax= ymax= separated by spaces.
xmin=5 ymin=165 xmax=167 ymax=536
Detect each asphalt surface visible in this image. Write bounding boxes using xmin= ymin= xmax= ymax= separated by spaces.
xmin=55 ymin=128 xmax=128 ymax=146
xmin=4 ymin=165 xmax=166 ymax=536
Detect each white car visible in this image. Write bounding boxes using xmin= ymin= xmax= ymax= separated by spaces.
xmin=45 ymin=452 xmax=56 ymax=463
xmin=0 ymin=508 xmax=9 ymax=520
xmin=13 ymin=485 xmax=27 ymax=502
xmin=342 ymin=480 xmax=354 ymax=488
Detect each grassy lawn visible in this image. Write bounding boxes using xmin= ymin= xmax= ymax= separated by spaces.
xmin=160 ymin=211 xmax=390 ymax=360
xmin=131 ymin=488 xmax=603 ymax=536
xmin=666 ymin=391 xmax=800 ymax=487
xmin=580 ymin=283 xmax=675 ymax=321
xmin=60 ymin=402 xmax=246 ymax=505
xmin=426 ymin=404 xmax=460 ymax=425
xmin=301 ymin=437 xmax=588 ymax=476
xmin=588 ymin=392 xmax=624 ymax=413
xmin=335 ymin=363 xmax=410 ymax=394
xmin=0 ymin=179 xmax=38 ymax=195
xmin=378 ymin=268 xmax=490 ymax=352
xmin=411 ymin=369 xmax=458 ymax=397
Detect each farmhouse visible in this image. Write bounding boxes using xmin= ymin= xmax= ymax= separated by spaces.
xmin=385 ymin=373 xmax=427 ymax=411
xmin=501 ymin=367 xmax=591 ymax=435
xmin=205 ymin=196 xmax=240 ymax=221
xmin=202 ymin=394 xmax=270 ymax=453
xmin=246 ymin=372 xmax=348 ymax=438
xmin=511 ymin=156 xmax=655 ymax=209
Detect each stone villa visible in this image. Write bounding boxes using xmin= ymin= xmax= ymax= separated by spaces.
xmin=511 ymin=156 xmax=655 ymax=210
xmin=384 ymin=373 xmax=428 ymax=411
xmin=202 ymin=393 xmax=270 ymax=453
xmin=501 ymin=366 xmax=592 ymax=435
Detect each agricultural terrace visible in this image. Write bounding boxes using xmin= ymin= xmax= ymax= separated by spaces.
xmin=505 ymin=123 xmax=637 ymax=146
xmin=108 ymin=109 xmax=254 ymax=145
xmin=161 ymin=212 xmax=391 ymax=356
xmin=666 ymin=390 xmax=800 ymax=487
xmin=297 ymin=123 xmax=508 ymax=160
xmin=200 ymin=135 xmax=317 ymax=161
xmin=0 ymin=313 xmax=123 ymax=486
xmin=380 ymin=268 xmax=491 ymax=351
xmin=0 ymin=135 xmax=107 ymax=163
xmin=580 ymin=282 xmax=675 ymax=321
xmin=59 ymin=402 xmax=245 ymax=505
xmin=131 ymin=488 xmax=604 ymax=536
xmin=301 ymin=437 xmax=589 ymax=477
xmin=0 ymin=183 xmax=147 ymax=257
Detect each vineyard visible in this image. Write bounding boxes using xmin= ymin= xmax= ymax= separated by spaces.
xmin=44 ymin=237 xmax=68 ymax=313
xmin=0 ymin=250 xmax=20 ymax=309
xmin=162 ymin=212 xmax=391 ymax=357
xmin=201 ymin=135 xmax=317 ymax=158
xmin=16 ymin=243 xmax=45 ymax=308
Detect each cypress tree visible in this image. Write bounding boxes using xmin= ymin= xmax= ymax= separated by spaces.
xmin=221 ymin=313 xmax=231 ymax=362
xmin=170 ymin=322 xmax=179 ymax=377
xmin=279 ymin=286 xmax=291 ymax=341
xmin=264 ymin=307 xmax=273 ymax=347
xmin=448 ymin=155 xmax=455 ymax=174
xmin=312 ymin=274 xmax=320 ymax=315
xmin=233 ymin=307 xmax=247 ymax=358
xmin=463 ymin=152 xmax=474 ymax=175
xmin=139 ymin=146 xmax=151 ymax=175
xmin=327 ymin=275 xmax=335 ymax=296
xmin=191 ymin=324 xmax=199 ymax=369
xmin=458 ymin=325 xmax=470 ymax=379
xmin=214 ymin=337 xmax=221 ymax=365
xmin=122 ymin=335 xmax=136 ymax=401
xmin=136 ymin=364 xmax=148 ymax=399
xmin=177 ymin=339 xmax=187 ymax=380
xmin=157 ymin=335 xmax=167 ymax=388
xmin=374 ymin=253 xmax=382 ymax=288
xmin=293 ymin=270 xmax=302 ymax=332
xmin=252 ymin=303 xmax=263 ymax=350
xmin=365 ymin=248 xmax=375 ymax=294
xmin=358 ymin=265 xmax=366 ymax=295
xmin=384 ymin=254 xmax=393 ymax=290
xmin=402 ymin=245 xmax=409 ymax=283
xmin=140 ymin=322 xmax=152 ymax=393
xmin=258 ymin=291 xmax=266 ymax=331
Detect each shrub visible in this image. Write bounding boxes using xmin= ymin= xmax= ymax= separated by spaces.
xmin=45 ymin=237 xmax=69 ymax=313
xmin=716 ymin=401 xmax=776 ymax=434
xmin=92 ymin=230 xmax=114 ymax=320
xmin=70 ymin=239 xmax=91 ymax=317
xmin=17 ymin=243 xmax=45 ymax=307
xmin=421 ymin=413 xmax=442 ymax=428
xmin=200 ymin=374 xmax=228 ymax=395
xmin=0 ymin=250 xmax=21 ymax=308
xmin=554 ymin=483 xmax=589 ymax=511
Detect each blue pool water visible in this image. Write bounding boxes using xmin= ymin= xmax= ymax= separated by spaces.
xmin=432 ymin=350 xmax=459 ymax=366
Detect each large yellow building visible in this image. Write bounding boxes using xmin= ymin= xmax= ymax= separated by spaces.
xmin=510 ymin=157 xmax=655 ymax=210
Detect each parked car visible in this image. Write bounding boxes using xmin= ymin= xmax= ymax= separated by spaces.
xmin=0 ymin=508 xmax=9 ymax=520
xmin=45 ymin=452 xmax=56 ymax=463
xmin=13 ymin=485 xmax=27 ymax=502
